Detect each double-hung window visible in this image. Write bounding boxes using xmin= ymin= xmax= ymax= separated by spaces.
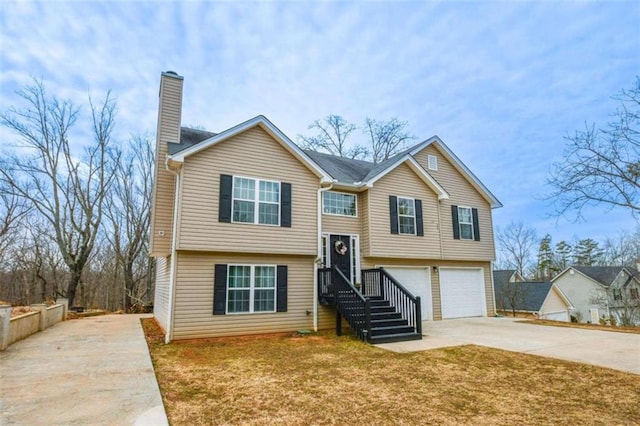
xmin=458 ymin=206 xmax=474 ymax=240
xmin=232 ymin=177 xmax=280 ymax=225
xmin=227 ymin=265 xmax=276 ymax=313
xmin=397 ymin=197 xmax=416 ymax=235
xmin=323 ymin=191 xmax=357 ymax=216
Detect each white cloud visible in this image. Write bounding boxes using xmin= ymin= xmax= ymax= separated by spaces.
xmin=1 ymin=0 xmax=638 ymax=245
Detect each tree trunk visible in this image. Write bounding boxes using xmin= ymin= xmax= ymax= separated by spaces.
xmin=66 ymin=267 xmax=83 ymax=307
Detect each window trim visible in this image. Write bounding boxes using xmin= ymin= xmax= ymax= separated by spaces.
xmin=427 ymin=154 xmax=438 ymax=171
xmin=226 ymin=264 xmax=277 ymax=314
xmin=322 ymin=191 xmax=358 ymax=217
xmin=231 ymin=175 xmax=281 ymax=226
xmin=397 ymin=196 xmax=417 ymax=236
xmin=457 ymin=205 xmax=474 ymax=240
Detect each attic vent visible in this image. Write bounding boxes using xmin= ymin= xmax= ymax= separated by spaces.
xmin=428 ymin=154 xmax=438 ymax=171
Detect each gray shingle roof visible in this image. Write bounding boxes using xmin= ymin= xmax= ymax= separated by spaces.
xmin=495 ymin=281 xmax=554 ymax=312
xmin=168 ymin=127 xmax=217 ymax=155
xmin=493 ymin=270 xmax=517 ymax=288
xmin=302 ymin=149 xmax=374 ymax=184
xmin=572 ymin=266 xmax=624 ymax=288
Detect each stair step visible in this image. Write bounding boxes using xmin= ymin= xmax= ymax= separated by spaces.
xmin=370 ymin=325 xmax=415 ymax=336
xmin=370 ymin=312 xmax=402 ymax=320
xmin=369 ymin=299 xmax=391 ymax=307
xmin=369 ymin=306 xmax=396 ymax=313
xmin=370 ymin=318 xmax=409 ymax=328
xmin=369 ymin=332 xmax=422 ymax=344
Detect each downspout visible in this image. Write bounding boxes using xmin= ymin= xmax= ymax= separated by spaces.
xmin=314 ymin=182 xmax=334 ymax=332
xmin=165 ymin=158 xmax=181 ymax=344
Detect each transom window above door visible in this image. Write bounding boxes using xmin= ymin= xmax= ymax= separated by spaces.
xmin=323 ymin=191 xmax=357 ymax=216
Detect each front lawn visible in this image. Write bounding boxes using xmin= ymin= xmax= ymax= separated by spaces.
xmin=142 ymin=318 xmax=640 ymax=425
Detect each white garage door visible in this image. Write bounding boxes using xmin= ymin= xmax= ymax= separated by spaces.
xmin=384 ymin=267 xmax=432 ymax=321
xmin=540 ymin=311 xmax=570 ymax=322
xmin=439 ymin=268 xmax=485 ymax=319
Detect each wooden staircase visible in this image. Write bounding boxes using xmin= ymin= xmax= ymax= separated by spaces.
xmin=318 ymin=267 xmax=422 ymax=344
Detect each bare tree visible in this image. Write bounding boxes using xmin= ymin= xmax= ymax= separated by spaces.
xmin=548 ymin=78 xmax=640 ymax=219
xmin=601 ymin=229 xmax=640 ymax=267
xmin=297 ymin=115 xmax=367 ymax=159
xmin=104 ymin=135 xmax=154 ymax=310
xmin=496 ymin=281 xmax=529 ymax=318
xmin=0 ymin=79 xmax=118 ymax=307
xmin=0 ymin=189 xmax=30 ymax=263
xmin=496 ymin=221 xmax=538 ymax=278
xmin=363 ymin=117 xmax=415 ymax=164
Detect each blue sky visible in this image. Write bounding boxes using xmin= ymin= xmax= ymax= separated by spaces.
xmin=1 ymin=0 xmax=638 ymax=249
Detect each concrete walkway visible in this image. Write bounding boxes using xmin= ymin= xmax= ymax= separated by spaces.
xmin=378 ymin=317 xmax=640 ymax=375
xmin=0 ymin=314 xmax=168 ymax=425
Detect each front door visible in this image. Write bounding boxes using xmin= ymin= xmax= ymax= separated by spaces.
xmin=330 ymin=234 xmax=352 ymax=282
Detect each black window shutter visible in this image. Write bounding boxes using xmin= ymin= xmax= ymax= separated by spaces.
xmin=276 ymin=265 xmax=288 ymax=312
xmin=472 ymin=208 xmax=480 ymax=241
xmin=415 ymin=199 xmax=424 ymax=237
xmin=213 ymin=264 xmax=228 ymax=315
xmin=389 ymin=196 xmax=399 ymax=234
xmin=219 ymin=175 xmax=233 ymax=223
xmin=281 ymin=183 xmax=292 ymax=227
xmin=451 ymin=205 xmax=460 ymax=240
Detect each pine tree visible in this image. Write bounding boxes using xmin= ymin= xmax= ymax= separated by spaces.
xmin=574 ymin=238 xmax=604 ymax=266
xmin=553 ymin=240 xmax=573 ymax=273
xmin=536 ymin=234 xmax=554 ymax=280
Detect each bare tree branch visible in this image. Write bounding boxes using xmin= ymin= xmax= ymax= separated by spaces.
xmin=548 ymin=77 xmax=640 ymax=220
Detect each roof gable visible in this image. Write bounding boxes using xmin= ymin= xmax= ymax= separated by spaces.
xmin=410 ymin=136 xmax=502 ymax=208
xmin=572 ymin=266 xmax=625 ymax=288
xmin=168 ymin=115 xmax=331 ymax=181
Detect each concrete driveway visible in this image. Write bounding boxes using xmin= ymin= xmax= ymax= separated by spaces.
xmin=378 ymin=317 xmax=640 ymax=375
xmin=0 ymin=314 xmax=168 ymax=425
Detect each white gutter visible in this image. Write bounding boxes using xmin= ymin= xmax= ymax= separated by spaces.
xmin=314 ymin=181 xmax=334 ymax=331
xmin=165 ymin=157 xmax=181 ymax=344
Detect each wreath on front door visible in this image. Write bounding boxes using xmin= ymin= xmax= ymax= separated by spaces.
xmin=334 ymin=240 xmax=348 ymax=256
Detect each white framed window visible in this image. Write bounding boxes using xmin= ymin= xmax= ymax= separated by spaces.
xmin=458 ymin=206 xmax=474 ymax=240
xmin=227 ymin=265 xmax=276 ymax=314
xmin=397 ymin=197 xmax=416 ymax=235
xmin=427 ymin=154 xmax=438 ymax=171
xmin=232 ymin=176 xmax=280 ymax=225
xmin=323 ymin=191 xmax=357 ymax=217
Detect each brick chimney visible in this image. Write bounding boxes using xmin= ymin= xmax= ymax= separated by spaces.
xmin=149 ymin=71 xmax=184 ymax=257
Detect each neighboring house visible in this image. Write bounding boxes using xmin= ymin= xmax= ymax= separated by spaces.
xmin=553 ymin=265 xmax=640 ymax=325
xmin=150 ymin=71 xmax=502 ymax=344
xmin=493 ymin=271 xmax=573 ymax=322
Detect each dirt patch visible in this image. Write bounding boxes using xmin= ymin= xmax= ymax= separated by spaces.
xmin=141 ymin=318 xmax=640 ymax=425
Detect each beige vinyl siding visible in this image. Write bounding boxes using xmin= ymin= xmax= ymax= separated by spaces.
xmin=171 ymin=251 xmax=331 ymax=339
xmin=153 ymin=256 xmax=172 ymax=332
xmin=414 ymin=145 xmax=496 ymax=261
xmin=367 ymin=163 xmax=441 ymax=259
xmin=543 ymin=287 xmax=570 ymax=314
xmin=360 ymin=191 xmax=371 ymax=256
xmin=362 ymin=258 xmax=494 ymax=320
xmin=322 ymin=191 xmax=361 ymax=235
xmin=150 ymin=74 xmax=183 ymax=256
xmin=178 ymin=126 xmax=319 ymax=255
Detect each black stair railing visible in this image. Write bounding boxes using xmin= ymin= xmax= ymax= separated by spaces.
xmin=318 ymin=266 xmax=371 ymax=342
xmin=318 ymin=267 xmax=333 ymax=305
xmin=361 ymin=268 xmax=422 ymax=335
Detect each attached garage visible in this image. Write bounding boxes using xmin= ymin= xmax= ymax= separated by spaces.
xmin=540 ymin=311 xmax=570 ymax=322
xmin=383 ymin=267 xmax=432 ymax=321
xmin=439 ymin=267 xmax=486 ymax=319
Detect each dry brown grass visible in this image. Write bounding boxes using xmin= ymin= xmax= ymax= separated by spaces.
xmin=519 ymin=319 xmax=640 ymax=334
xmin=142 ymin=318 xmax=640 ymax=425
